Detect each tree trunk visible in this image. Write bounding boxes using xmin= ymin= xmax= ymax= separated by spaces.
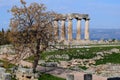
xmin=33 ymin=54 xmax=40 ymax=73
xmin=33 ymin=39 xmax=40 ymax=73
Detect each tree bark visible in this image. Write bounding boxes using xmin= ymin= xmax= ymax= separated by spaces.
xmin=33 ymin=39 xmax=40 ymax=73
xmin=33 ymin=54 xmax=40 ymax=73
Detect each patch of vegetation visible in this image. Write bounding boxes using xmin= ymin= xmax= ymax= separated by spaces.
xmin=0 ymin=59 xmax=15 ymax=68
xmin=0 ymin=59 xmax=16 ymax=72
xmin=24 ymin=56 xmax=34 ymax=62
xmin=42 ymin=48 xmax=96 ymax=60
xmin=79 ymin=66 xmax=88 ymax=70
xmin=95 ymin=53 xmax=120 ymax=65
xmin=11 ymin=77 xmax=17 ymax=80
xmin=0 ymin=29 xmax=11 ymax=45
xmin=25 ymin=46 xmax=120 ymax=65
xmin=38 ymin=74 xmax=65 ymax=80
xmin=41 ymin=46 xmax=120 ymax=61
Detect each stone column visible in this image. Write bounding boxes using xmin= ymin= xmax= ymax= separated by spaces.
xmin=54 ymin=20 xmax=59 ymax=40
xmin=76 ymin=18 xmax=82 ymax=40
xmin=85 ymin=18 xmax=90 ymax=40
xmin=61 ymin=19 xmax=66 ymax=41
xmin=68 ymin=18 xmax=73 ymax=41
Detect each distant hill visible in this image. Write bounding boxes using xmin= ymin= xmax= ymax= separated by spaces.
xmin=72 ymin=29 xmax=120 ymax=40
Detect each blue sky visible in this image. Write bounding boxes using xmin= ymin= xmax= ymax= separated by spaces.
xmin=0 ymin=0 xmax=120 ymax=30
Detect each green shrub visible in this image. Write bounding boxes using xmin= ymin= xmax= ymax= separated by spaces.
xmin=38 ymin=74 xmax=65 ymax=80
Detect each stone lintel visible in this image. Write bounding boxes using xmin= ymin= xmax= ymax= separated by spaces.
xmin=54 ymin=13 xmax=89 ymax=21
xmin=72 ymin=13 xmax=89 ymax=19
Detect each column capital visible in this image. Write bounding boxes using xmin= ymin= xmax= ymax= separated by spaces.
xmin=60 ymin=14 xmax=67 ymax=21
xmin=85 ymin=18 xmax=90 ymax=21
xmin=76 ymin=17 xmax=82 ymax=20
xmin=67 ymin=13 xmax=73 ymax=20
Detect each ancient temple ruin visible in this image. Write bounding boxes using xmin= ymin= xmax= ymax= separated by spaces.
xmin=53 ymin=13 xmax=90 ymax=42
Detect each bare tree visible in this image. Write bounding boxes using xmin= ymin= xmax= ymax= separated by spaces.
xmin=10 ymin=0 xmax=56 ymax=72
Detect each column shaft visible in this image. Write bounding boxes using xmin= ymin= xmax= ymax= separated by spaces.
xmin=61 ymin=20 xmax=66 ymax=40
xmin=54 ymin=20 xmax=59 ymax=40
xmin=85 ymin=19 xmax=90 ymax=40
xmin=68 ymin=19 xmax=73 ymax=41
xmin=76 ymin=19 xmax=81 ymax=40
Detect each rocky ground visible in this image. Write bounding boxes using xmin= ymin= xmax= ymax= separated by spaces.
xmin=87 ymin=63 xmax=120 ymax=77
xmin=40 ymin=48 xmax=120 ymax=78
xmin=37 ymin=66 xmax=107 ymax=80
xmin=0 ymin=54 xmax=108 ymax=80
xmin=0 ymin=45 xmax=120 ymax=80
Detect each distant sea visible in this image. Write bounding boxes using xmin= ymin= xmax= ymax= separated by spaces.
xmin=72 ymin=29 xmax=120 ymax=40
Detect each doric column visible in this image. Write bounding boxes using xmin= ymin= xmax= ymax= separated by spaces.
xmin=61 ymin=19 xmax=66 ymax=41
xmin=76 ymin=18 xmax=82 ymax=40
xmin=54 ymin=20 xmax=59 ymax=40
xmin=85 ymin=18 xmax=90 ymax=40
xmin=68 ymin=18 xmax=73 ymax=41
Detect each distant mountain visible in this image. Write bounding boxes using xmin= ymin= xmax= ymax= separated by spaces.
xmin=72 ymin=29 xmax=120 ymax=40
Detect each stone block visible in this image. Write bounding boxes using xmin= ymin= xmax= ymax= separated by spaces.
xmin=0 ymin=63 xmax=4 ymax=67
xmin=18 ymin=68 xmax=32 ymax=73
xmin=84 ymin=74 xmax=92 ymax=80
xmin=38 ymin=60 xmax=45 ymax=65
xmin=66 ymin=74 xmax=74 ymax=80
xmin=0 ymin=67 xmax=6 ymax=78
xmin=2 ymin=73 xmax=11 ymax=80
xmin=110 ymin=48 xmax=120 ymax=53
xmin=45 ymin=62 xmax=57 ymax=67
xmin=107 ymin=77 xmax=120 ymax=80
xmin=0 ymin=67 xmax=6 ymax=72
